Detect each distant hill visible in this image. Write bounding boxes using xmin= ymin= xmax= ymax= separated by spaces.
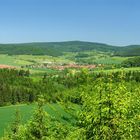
xmin=0 ymin=41 xmax=140 ymax=56
xmin=115 ymin=45 xmax=140 ymax=56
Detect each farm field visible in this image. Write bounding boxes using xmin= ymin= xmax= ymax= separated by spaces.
xmin=0 ymin=54 xmax=73 ymax=67
xmin=0 ymin=103 xmax=78 ymax=137
xmin=0 ymin=54 xmax=132 ymax=70
xmin=0 ymin=54 xmax=131 ymax=66
xmin=94 ymin=67 xmax=140 ymax=73
xmin=0 ymin=54 xmax=139 ymax=82
xmin=92 ymin=56 xmax=128 ymax=65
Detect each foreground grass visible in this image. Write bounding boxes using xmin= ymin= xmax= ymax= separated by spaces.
xmin=0 ymin=103 xmax=77 ymax=138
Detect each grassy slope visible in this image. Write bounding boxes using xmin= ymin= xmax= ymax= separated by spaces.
xmin=0 ymin=54 xmax=73 ymax=66
xmin=0 ymin=103 xmax=78 ymax=137
xmin=92 ymin=56 xmax=128 ymax=65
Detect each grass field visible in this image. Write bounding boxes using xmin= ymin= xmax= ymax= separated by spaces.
xmin=92 ymin=56 xmax=129 ymax=64
xmin=0 ymin=54 xmax=131 ymax=67
xmin=0 ymin=54 xmax=74 ymax=75
xmin=0 ymin=54 xmax=138 ymax=79
xmin=94 ymin=67 xmax=140 ymax=73
xmin=0 ymin=103 xmax=78 ymax=138
xmin=0 ymin=54 xmax=73 ymax=66
xmin=0 ymin=54 xmax=138 ymax=80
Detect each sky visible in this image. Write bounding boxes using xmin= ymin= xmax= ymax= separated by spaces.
xmin=0 ymin=0 xmax=140 ymax=46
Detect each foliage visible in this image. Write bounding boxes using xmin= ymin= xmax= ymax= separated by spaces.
xmin=3 ymin=109 xmax=22 ymax=140
xmin=24 ymin=96 xmax=48 ymax=140
xmin=115 ymin=45 xmax=140 ymax=56
xmin=1 ymin=69 xmax=140 ymax=139
xmin=121 ymin=57 xmax=140 ymax=67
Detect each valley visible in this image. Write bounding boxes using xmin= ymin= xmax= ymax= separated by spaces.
xmin=0 ymin=41 xmax=140 ymax=139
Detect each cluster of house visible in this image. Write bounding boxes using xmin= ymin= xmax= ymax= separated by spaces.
xmin=47 ymin=64 xmax=96 ymax=70
xmin=22 ymin=63 xmax=102 ymax=71
xmin=0 ymin=64 xmax=15 ymax=69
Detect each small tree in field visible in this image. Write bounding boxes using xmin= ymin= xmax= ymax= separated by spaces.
xmin=2 ymin=109 xmax=24 ymax=140
xmin=25 ymin=96 xmax=48 ymax=140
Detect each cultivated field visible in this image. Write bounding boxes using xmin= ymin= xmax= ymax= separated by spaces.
xmin=0 ymin=103 xmax=78 ymax=137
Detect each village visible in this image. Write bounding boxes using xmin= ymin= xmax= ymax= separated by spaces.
xmin=21 ymin=62 xmax=99 ymax=70
xmin=0 ymin=64 xmax=15 ymax=69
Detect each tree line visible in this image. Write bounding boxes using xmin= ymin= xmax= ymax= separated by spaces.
xmin=0 ymin=68 xmax=140 ymax=107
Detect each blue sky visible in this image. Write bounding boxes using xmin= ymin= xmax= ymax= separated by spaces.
xmin=0 ymin=0 xmax=140 ymax=45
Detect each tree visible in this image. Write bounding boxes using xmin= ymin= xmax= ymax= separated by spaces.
xmin=25 ymin=96 xmax=48 ymax=140
xmin=121 ymin=57 xmax=140 ymax=67
xmin=2 ymin=109 xmax=23 ymax=140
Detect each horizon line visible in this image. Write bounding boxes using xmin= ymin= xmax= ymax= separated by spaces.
xmin=0 ymin=40 xmax=139 ymax=47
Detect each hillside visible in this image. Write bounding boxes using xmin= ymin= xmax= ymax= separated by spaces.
xmin=0 ymin=41 xmax=140 ymax=56
xmin=115 ymin=45 xmax=140 ymax=56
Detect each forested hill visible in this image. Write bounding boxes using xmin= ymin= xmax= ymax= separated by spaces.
xmin=0 ymin=41 xmax=140 ymax=56
xmin=115 ymin=45 xmax=140 ymax=56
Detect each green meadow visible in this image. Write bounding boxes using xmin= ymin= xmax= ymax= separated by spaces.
xmin=0 ymin=103 xmax=77 ymax=137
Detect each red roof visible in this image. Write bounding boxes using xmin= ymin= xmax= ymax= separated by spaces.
xmin=0 ymin=64 xmax=15 ymax=69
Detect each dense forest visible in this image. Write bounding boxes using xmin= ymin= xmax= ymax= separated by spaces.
xmin=0 ymin=69 xmax=64 ymax=106
xmin=0 ymin=69 xmax=140 ymax=106
xmin=1 ymin=68 xmax=140 ymax=139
